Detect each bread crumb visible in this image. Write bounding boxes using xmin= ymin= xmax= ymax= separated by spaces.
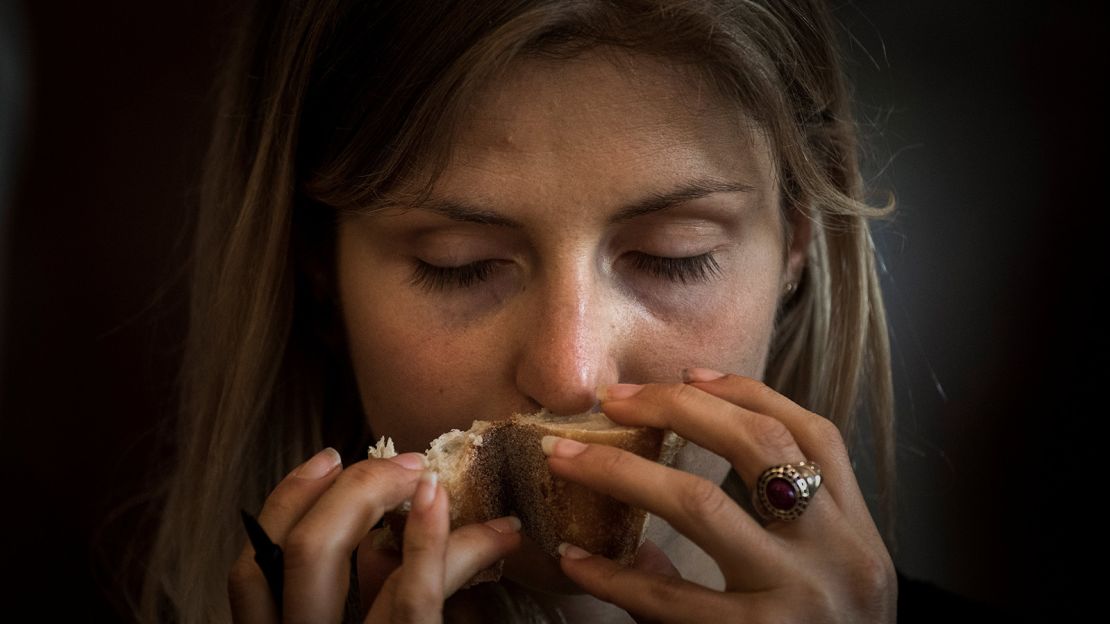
xmin=368 ymin=436 xmax=396 ymax=459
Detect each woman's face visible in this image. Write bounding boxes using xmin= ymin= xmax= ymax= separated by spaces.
xmin=337 ymin=50 xmax=808 ymax=586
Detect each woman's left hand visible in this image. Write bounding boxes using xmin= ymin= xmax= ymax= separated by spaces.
xmin=543 ymin=369 xmax=897 ymax=623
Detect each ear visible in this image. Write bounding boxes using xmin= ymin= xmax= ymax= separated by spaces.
xmin=783 ymin=203 xmax=812 ymax=287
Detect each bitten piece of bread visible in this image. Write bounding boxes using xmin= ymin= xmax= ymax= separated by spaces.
xmin=369 ymin=410 xmax=684 ymax=583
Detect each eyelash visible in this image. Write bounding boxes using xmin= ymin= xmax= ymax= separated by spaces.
xmin=628 ymin=252 xmax=723 ymax=284
xmin=410 ymin=260 xmax=499 ymax=292
xmin=410 ymin=252 xmax=722 ymax=292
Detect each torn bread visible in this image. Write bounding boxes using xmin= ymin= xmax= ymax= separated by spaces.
xmin=369 ymin=411 xmax=684 ymax=581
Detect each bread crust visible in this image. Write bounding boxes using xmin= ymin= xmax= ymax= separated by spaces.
xmin=503 ymin=413 xmax=665 ymax=564
xmin=369 ymin=411 xmax=684 ymax=582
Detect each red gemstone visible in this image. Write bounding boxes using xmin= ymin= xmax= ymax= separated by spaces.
xmin=766 ymin=478 xmax=797 ymax=510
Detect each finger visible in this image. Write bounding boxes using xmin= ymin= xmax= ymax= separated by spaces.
xmin=280 ymin=458 xmax=423 ymax=623
xmin=680 ymin=371 xmax=865 ymax=519
xmin=360 ymin=516 xmax=522 ymax=608
xmin=366 ymin=514 xmax=522 ymax=622
xmin=544 ymin=437 xmax=783 ymax=583
xmin=228 ymin=561 xmax=280 ymax=624
xmin=442 ymin=516 xmax=523 ymax=593
xmin=357 ymin=528 xmax=402 ymax=612
xmin=372 ymin=471 xmax=448 ymax=624
xmin=682 ymin=368 xmax=814 ymax=421
xmin=598 ymin=382 xmax=815 ymax=500
xmin=228 ymin=447 xmax=345 ymax=624
xmin=396 ymin=472 xmax=449 ymax=619
xmin=628 ymin=541 xmax=681 ymax=624
xmin=258 ymin=450 xmax=425 ymax=544
xmin=684 ymin=370 xmax=853 ymax=469
xmin=669 ymin=373 xmax=891 ymax=575
xmin=558 ymin=545 xmax=740 ymax=623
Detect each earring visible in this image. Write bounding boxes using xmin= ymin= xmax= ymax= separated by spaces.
xmin=783 ymin=281 xmax=797 ymax=297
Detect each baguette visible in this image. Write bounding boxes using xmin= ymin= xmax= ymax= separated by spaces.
xmin=369 ymin=410 xmax=684 ymax=583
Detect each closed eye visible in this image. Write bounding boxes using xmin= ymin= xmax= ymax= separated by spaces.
xmin=409 ymin=259 xmax=500 ymax=291
xmin=409 ymin=252 xmax=722 ymax=292
xmin=627 ymin=252 xmax=722 ymax=284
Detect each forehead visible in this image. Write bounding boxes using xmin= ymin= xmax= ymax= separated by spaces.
xmin=435 ymin=50 xmax=773 ymax=201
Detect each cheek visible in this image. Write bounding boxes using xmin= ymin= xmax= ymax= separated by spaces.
xmin=338 ymin=230 xmax=493 ymax=450
xmin=650 ymin=303 xmax=775 ymax=380
xmin=625 ymin=264 xmax=782 ymax=381
xmin=341 ymin=294 xmax=494 ymax=450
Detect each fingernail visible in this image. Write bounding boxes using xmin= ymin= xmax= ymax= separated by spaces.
xmin=294 ymin=447 xmax=341 ymax=479
xmin=681 ymin=367 xmax=727 ymax=383
xmin=484 ymin=516 xmax=522 ymax=534
xmin=541 ymin=435 xmax=588 ymax=458
xmin=387 ymin=452 xmax=427 ymax=471
xmin=413 ymin=470 xmax=438 ymax=512
xmin=558 ymin=542 xmax=591 ymax=560
xmin=597 ymin=383 xmax=644 ymax=401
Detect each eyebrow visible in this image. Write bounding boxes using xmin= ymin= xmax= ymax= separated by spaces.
xmin=610 ymin=179 xmax=756 ymax=222
xmin=413 ymin=179 xmax=755 ymax=228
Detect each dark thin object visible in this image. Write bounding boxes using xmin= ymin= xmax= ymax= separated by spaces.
xmin=240 ymin=509 xmax=284 ymax=611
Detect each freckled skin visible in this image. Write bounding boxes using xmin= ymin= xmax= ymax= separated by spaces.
xmin=336 ymin=50 xmax=809 ymax=592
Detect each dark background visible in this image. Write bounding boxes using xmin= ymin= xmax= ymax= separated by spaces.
xmin=1 ymin=1 xmax=1103 ymax=619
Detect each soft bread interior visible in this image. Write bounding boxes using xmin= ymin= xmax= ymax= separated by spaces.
xmin=426 ymin=421 xmax=505 ymax=525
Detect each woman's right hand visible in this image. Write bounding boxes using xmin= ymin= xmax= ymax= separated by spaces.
xmin=228 ymin=448 xmax=523 ymax=623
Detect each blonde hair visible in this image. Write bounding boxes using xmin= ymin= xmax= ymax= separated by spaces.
xmin=134 ymin=1 xmax=894 ymax=622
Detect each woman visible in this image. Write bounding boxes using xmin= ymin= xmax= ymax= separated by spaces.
xmin=139 ymin=0 xmax=898 ymax=621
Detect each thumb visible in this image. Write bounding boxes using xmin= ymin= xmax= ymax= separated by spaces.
xmin=631 ymin=539 xmax=681 ymax=579
xmin=628 ymin=539 xmax=682 ymax=624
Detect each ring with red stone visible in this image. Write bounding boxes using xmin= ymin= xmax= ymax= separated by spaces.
xmin=752 ymin=461 xmax=823 ymax=522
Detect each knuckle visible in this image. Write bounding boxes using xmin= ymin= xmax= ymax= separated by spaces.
xmin=283 ymin=525 xmax=326 ymax=570
xmin=334 ymin=462 xmax=407 ymax=514
xmin=666 ymin=379 xmax=701 ymax=404
xmin=660 ymin=381 xmax=703 ymax=405
xmin=677 ymin=476 xmax=729 ymax=520
xmin=807 ymin=415 xmax=845 ymax=448
xmin=336 ymin=460 xmax=389 ymax=490
xmin=736 ymin=375 xmax=776 ymax=397
xmin=260 ymin=495 xmax=299 ymax=525
xmin=753 ymin=379 xmax=780 ymax=398
xmin=797 ymin=539 xmax=895 ymax=617
xmin=850 ymin=551 xmax=897 ymax=602
xmin=748 ymin=415 xmax=797 ymax=455
xmin=646 ymin=570 xmax=689 ymax=608
xmin=593 ymin=445 xmax=633 ymax=477
xmin=795 ymin=579 xmax=837 ymax=616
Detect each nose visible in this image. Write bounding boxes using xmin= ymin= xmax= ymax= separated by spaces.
xmin=513 ymin=261 xmax=619 ymax=416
